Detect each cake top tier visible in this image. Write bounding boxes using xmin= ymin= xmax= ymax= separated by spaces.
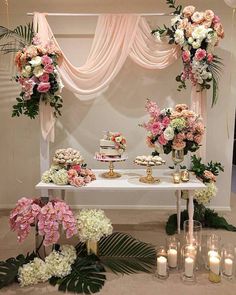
xmin=103 ymin=131 xmax=127 ymax=152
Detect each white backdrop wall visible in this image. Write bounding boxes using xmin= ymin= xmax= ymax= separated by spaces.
xmin=0 ymin=0 xmax=235 ymax=210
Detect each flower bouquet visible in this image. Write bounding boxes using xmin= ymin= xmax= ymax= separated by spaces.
xmin=152 ymin=0 xmax=224 ymax=106
xmin=141 ymin=99 xmax=205 ymax=156
xmin=41 ymin=148 xmax=96 ymax=187
xmin=12 ymin=34 xmax=63 ymax=118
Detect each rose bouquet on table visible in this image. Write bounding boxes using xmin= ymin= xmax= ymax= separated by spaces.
xmin=141 ymin=99 xmax=204 ymax=156
xmin=41 ymin=148 xmax=96 ymax=187
xmin=12 ymin=34 xmax=63 ymax=118
xmin=152 ymin=0 xmax=224 ymax=106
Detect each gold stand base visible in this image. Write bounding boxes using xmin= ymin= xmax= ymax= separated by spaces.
xmin=139 ymin=176 xmax=160 ymax=184
xmin=102 ymin=171 xmax=121 ymax=179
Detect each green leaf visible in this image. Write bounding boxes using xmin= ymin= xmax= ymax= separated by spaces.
xmin=98 ymin=232 xmax=156 ymax=275
xmin=49 ymin=255 xmax=106 ymax=294
xmin=0 ymin=252 xmax=36 ymax=289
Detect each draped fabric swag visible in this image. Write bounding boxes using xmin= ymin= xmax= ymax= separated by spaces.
xmin=33 ymin=12 xmax=206 ymax=159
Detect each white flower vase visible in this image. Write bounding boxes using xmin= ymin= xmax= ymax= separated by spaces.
xmin=86 ymin=240 xmax=98 ymax=255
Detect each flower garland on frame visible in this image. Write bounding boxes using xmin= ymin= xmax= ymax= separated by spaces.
xmin=152 ymin=0 xmax=224 ymax=106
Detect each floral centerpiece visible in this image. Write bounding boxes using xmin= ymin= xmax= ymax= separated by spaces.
xmin=152 ymin=0 xmax=224 ymax=106
xmin=109 ymin=132 xmax=127 ymax=153
xmin=12 ymin=33 xmax=63 ymax=118
xmin=41 ymin=148 xmax=96 ymax=187
xmin=141 ymin=99 xmax=204 ymax=156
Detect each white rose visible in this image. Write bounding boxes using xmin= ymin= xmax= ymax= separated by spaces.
xmin=192 ymin=25 xmax=208 ymax=40
xmin=192 ymin=41 xmax=201 ymax=49
xmin=29 ymin=56 xmax=42 ymax=67
xmin=174 ymin=29 xmax=185 ymax=45
xmin=22 ymin=68 xmax=31 ymax=78
xmin=33 ymin=66 xmax=44 ymax=77
xmin=163 ymin=126 xmax=174 ymax=141
xmin=25 ymin=65 xmax=32 ymax=73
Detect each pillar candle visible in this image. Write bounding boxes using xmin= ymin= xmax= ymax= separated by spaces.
xmin=157 ymin=256 xmax=167 ymax=276
xmin=185 ymin=257 xmax=194 ymax=277
xmin=209 ymin=256 xmax=220 ymax=274
xmin=167 ymin=248 xmax=178 ymax=268
xmin=224 ymin=258 xmax=233 ymax=276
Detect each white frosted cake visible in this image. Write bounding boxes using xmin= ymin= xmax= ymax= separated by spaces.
xmin=99 ymin=131 xmax=126 ymax=157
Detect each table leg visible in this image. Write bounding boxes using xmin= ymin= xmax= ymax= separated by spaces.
xmin=175 ymin=190 xmax=181 ymax=234
xmin=61 ymin=190 xmax=66 ymax=201
xmin=188 ymin=191 xmax=194 ymax=244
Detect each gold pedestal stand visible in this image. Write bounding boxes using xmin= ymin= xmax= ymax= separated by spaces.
xmin=102 ymin=161 xmax=121 ymax=179
xmin=139 ymin=166 xmax=160 ymax=184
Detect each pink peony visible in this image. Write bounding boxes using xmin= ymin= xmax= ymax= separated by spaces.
xmin=207 ymin=53 xmax=214 ymax=63
xmin=39 ymin=73 xmax=49 ymax=82
xmin=195 ymin=49 xmax=207 ymax=61
xmin=37 ymin=82 xmax=51 ymax=93
xmin=151 ymin=121 xmax=162 ymax=136
xmin=41 ymin=55 xmax=52 ymax=65
xmin=158 ymin=133 xmax=168 ymax=145
xmin=182 ymin=50 xmax=191 ymax=63
xmin=44 ymin=64 xmax=54 ymax=73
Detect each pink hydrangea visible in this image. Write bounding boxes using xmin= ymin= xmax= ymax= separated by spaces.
xmin=195 ymin=49 xmax=207 ymax=61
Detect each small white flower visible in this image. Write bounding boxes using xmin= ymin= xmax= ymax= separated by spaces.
xmin=188 ymin=37 xmax=194 ymax=44
xmin=163 ymin=126 xmax=174 ymax=141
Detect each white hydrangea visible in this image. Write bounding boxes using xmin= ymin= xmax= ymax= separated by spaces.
xmin=192 ymin=25 xmax=208 ymax=41
xmin=41 ymin=170 xmax=53 ymax=183
xmin=76 ymin=209 xmax=113 ymax=242
xmin=45 ymin=245 xmax=76 ymax=278
xmin=18 ymin=258 xmax=50 ymax=287
xmin=50 ymin=169 xmax=68 ymax=185
xmin=194 ymin=182 xmax=217 ymax=205
xmin=163 ymin=126 xmax=174 ymax=141
xmin=174 ymin=29 xmax=185 ymax=45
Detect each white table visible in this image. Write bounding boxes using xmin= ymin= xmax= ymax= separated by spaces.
xmin=36 ymin=169 xmax=205 ymax=236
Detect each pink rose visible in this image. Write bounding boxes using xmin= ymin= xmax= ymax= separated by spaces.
xmin=172 ymin=139 xmax=186 ymax=150
xmin=176 ymin=133 xmax=185 ymax=141
xmin=178 ymin=18 xmax=189 ymax=29
xmin=212 ymin=15 xmax=220 ymax=25
xmin=37 ymin=82 xmax=51 ymax=93
xmin=151 ymin=121 xmax=162 ymax=136
xmin=84 ymin=175 xmax=92 ymax=183
xmin=186 ymin=132 xmax=194 ymax=141
xmin=182 ymin=50 xmax=191 ymax=63
xmin=41 ymin=55 xmax=52 ymax=65
xmin=67 ymin=169 xmax=78 ymax=179
xmin=195 ymin=49 xmax=207 ymax=61
xmin=70 ymin=176 xmax=85 ymax=187
xmin=39 ymin=73 xmax=49 ymax=82
xmin=44 ymin=64 xmax=54 ymax=73
xmin=207 ymin=53 xmax=214 ymax=63
xmin=162 ymin=116 xmax=170 ymax=128
xmin=158 ymin=133 xmax=168 ymax=145
xmin=214 ymin=23 xmax=224 ymax=39
xmin=71 ymin=165 xmax=81 ymax=172
xmin=183 ymin=5 xmax=196 ymax=18
xmin=193 ymin=134 xmax=203 ymax=145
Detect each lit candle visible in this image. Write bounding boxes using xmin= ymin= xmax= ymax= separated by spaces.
xmin=224 ymin=258 xmax=233 ymax=276
xmin=167 ymin=248 xmax=178 ymax=268
xmin=209 ymin=256 xmax=220 ymax=275
xmin=185 ymin=257 xmax=194 ymax=277
xmin=157 ymin=256 xmax=167 ymax=276
xmin=208 ymin=250 xmax=218 ymax=257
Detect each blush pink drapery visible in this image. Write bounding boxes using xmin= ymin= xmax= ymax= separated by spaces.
xmin=33 ymin=12 xmax=180 ymax=141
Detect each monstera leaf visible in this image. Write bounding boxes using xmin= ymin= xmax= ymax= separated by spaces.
xmin=49 ymin=255 xmax=106 ymax=294
xmin=98 ymin=232 xmax=156 ymax=275
xmin=0 ymin=252 xmax=36 ymax=289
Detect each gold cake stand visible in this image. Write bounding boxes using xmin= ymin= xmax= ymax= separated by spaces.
xmin=134 ymin=161 xmax=165 ymax=184
xmin=95 ymin=155 xmax=128 ymax=179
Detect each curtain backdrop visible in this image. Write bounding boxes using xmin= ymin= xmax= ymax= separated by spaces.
xmin=33 ymin=13 xmax=206 ymax=159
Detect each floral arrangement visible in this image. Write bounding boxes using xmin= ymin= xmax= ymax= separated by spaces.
xmin=152 ymin=0 xmax=224 ymax=106
xmin=105 ymin=131 xmax=127 ymax=152
xmin=18 ymin=245 xmax=76 ymax=286
xmin=9 ymin=197 xmax=77 ymax=246
xmin=142 ymin=99 xmax=204 ymax=155
xmin=41 ymin=148 xmax=96 ymax=187
xmin=76 ymin=209 xmax=113 ymax=242
xmin=12 ymin=34 xmax=63 ymax=118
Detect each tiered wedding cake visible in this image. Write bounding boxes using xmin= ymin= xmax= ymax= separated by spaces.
xmin=99 ymin=131 xmax=126 ymax=158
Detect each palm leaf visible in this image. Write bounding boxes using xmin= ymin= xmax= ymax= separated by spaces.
xmin=0 ymin=252 xmax=36 ymax=289
xmin=98 ymin=232 xmax=156 ymax=275
xmin=49 ymin=255 xmax=106 ymax=294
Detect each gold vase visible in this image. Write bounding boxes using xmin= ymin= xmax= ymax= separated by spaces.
xmin=86 ymin=240 xmax=98 ymax=255
xmin=172 ymin=149 xmax=184 ymax=172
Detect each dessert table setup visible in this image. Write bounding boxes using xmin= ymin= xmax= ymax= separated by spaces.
xmin=2 ymin=0 xmax=236 ymax=293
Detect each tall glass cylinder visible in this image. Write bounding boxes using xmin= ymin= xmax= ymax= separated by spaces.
xmin=183 ymin=220 xmax=202 ymax=248
xmin=221 ymin=244 xmax=235 ymax=280
xmin=181 ymin=244 xmax=197 ymax=282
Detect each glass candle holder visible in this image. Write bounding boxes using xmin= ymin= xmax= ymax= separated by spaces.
xmin=183 ymin=220 xmax=202 ymax=248
xmin=221 ymin=244 xmax=235 ymax=280
xmin=173 ymin=172 xmax=181 ymax=184
xmin=208 ymin=251 xmax=221 ymax=283
xmin=166 ymin=236 xmax=179 ymax=269
xmin=206 ymin=234 xmax=221 ymax=270
xmin=155 ymin=246 xmax=169 ymax=280
xmin=181 ymin=244 xmax=197 ymax=283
